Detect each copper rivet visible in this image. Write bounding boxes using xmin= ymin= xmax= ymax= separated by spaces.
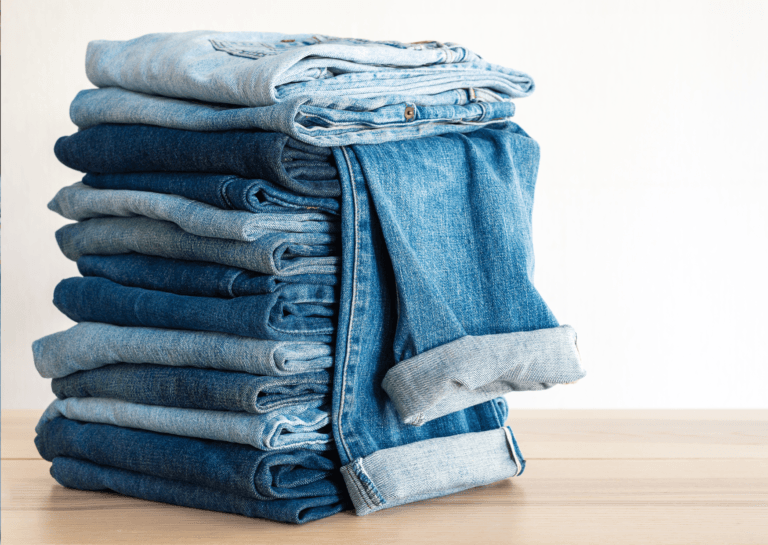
xmin=405 ymin=106 xmax=415 ymax=120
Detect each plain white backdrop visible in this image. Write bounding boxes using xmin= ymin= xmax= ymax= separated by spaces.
xmin=1 ymin=0 xmax=767 ymax=410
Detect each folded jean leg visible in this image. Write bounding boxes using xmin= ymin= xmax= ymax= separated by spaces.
xmin=49 ymin=457 xmax=345 ymax=524
xmin=52 ymin=364 xmax=331 ymax=415
xmin=36 ymin=417 xmax=342 ymax=500
xmin=76 ymin=254 xmax=338 ymax=298
xmin=38 ymin=398 xmax=333 ymax=452
xmin=33 ymin=323 xmax=333 ymax=379
xmin=55 ymin=217 xmax=340 ymax=276
xmin=81 ymin=172 xmax=341 ymax=215
xmin=49 ymin=182 xmax=339 ymax=240
xmin=53 ymin=277 xmax=336 ymax=342
xmin=54 ymin=124 xmax=341 ymax=197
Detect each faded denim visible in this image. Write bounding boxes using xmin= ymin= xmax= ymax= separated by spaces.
xmin=49 ymin=457 xmax=345 ymax=523
xmin=33 ymin=323 xmax=333 ymax=379
xmin=53 ymin=277 xmax=336 ymax=342
xmin=55 ymin=124 xmax=341 ymax=197
xmin=76 ymin=254 xmax=338 ymax=298
xmin=37 ymin=417 xmax=341 ymax=500
xmin=38 ymin=397 xmax=333 ymax=452
xmin=56 ymin=217 xmax=340 ymax=276
xmin=79 ymin=32 xmax=534 ymax=145
xmin=50 ymin=182 xmax=339 ymax=241
xmin=52 ymin=364 xmax=330 ymax=415
xmin=81 ymin=172 xmax=341 ymax=215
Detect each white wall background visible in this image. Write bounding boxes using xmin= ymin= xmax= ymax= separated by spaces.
xmin=2 ymin=0 xmax=767 ymax=410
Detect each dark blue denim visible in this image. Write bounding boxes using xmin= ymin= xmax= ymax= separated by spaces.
xmin=82 ymin=173 xmax=341 ymax=215
xmin=77 ymin=254 xmax=338 ymax=298
xmin=54 ymin=124 xmax=341 ymax=197
xmin=36 ymin=417 xmax=342 ymax=500
xmin=51 ymin=364 xmax=331 ymax=414
xmin=53 ymin=277 xmax=336 ymax=342
xmin=49 ymin=457 xmax=346 ymax=523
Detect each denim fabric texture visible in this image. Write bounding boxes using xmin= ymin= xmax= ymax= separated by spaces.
xmin=78 ymin=32 xmax=534 ymax=145
xmin=50 ymin=182 xmax=339 ymax=241
xmin=34 ymin=323 xmax=333 ymax=379
xmin=345 ymin=124 xmax=585 ymax=425
xmin=38 ymin=398 xmax=333 ymax=452
xmin=56 ymin=217 xmax=340 ymax=276
xmin=37 ymin=417 xmax=342 ymax=500
xmin=54 ymin=124 xmax=341 ymax=197
xmin=52 ymin=364 xmax=330 ymax=414
xmin=53 ymin=277 xmax=336 ymax=342
xmin=81 ymin=172 xmax=341 ymax=215
xmin=77 ymin=254 xmax=338 ymax=298
xmin=49 ymin=457 xmax=345 ymax=523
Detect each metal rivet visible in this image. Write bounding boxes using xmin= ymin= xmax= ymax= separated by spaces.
xmin=404 ymin=106 xmax=415 ymax=120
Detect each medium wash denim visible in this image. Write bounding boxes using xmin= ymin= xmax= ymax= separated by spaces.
xmin=52 ymin=364 xmax=330 ymax=415
xmin=56 ymin=217 xmax=340 ymax=276
xmin=76 ymin=254 xmax=338 ymax=298
xmin=34 ymin=323 xmax=333 ymax=378
xmin=81 ymin=172 xmax=341 ymax=215
xmin=38 ymin=397 xmax=333 ymax=451
xmin=53 ymin=277 xmax=336 ymax=342
xmin=55 ymin=124 xmax=341 ymax=197
xmin=37 ymin=417 xmax=342 ymax=501
xmin=330 ymin=124 xmax=584 ymax=514
xmin=50 ymin=182 xmax=339 ymax=241
xmin=79 ymin=32 xmax=534 ymax=145
xmin=49 ymin=457 xmax=345 ymax=523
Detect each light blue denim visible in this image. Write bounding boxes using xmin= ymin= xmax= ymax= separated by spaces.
xmin=38 ymin=398 xmax=333 ymax=452
xmin=33 ymin=322 xmax=333 ymax=379
xmin=50 ymin=183 xmax=339 ymax=241
xmin=340 ymin=427 xmax=524 ymax=515
xmin=78 ymin=31 xmax=534 ymax=145
xmin=55 ymin=217 xmax=340 ymax=276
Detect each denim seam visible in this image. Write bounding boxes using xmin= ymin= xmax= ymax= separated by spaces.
xmin=349 ymin=459 xmax=384 ymax=509
xmin=219 ymin=177 xmax=237 ymax=209
xmin=336 ymin=146 xmax=359 ymax=463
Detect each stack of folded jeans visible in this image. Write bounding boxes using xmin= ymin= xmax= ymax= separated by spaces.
xmin=34 ymin=31 xmax=586 ymax=523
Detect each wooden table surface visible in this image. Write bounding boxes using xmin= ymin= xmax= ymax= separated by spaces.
xmin=2 ymin=409 xmax=767 ymax=544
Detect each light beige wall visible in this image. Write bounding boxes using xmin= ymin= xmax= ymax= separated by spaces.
xmin=2 ymin=0 xmax=767 ymax=409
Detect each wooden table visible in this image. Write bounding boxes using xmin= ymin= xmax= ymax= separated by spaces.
xmin=2 ymin=410 xmax=767 ymax=544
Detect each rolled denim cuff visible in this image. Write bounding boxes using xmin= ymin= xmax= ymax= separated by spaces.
xmin=382 ymin=325 xmax=585 ymax=426
xmin=340 ymin=427 xmax=524 ymax=516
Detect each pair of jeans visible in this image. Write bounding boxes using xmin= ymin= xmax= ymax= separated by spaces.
xmin=330 ymin=123 xmax=585 ymax=514
xmin=55 ymin=124 xmax=341 ymax=197
xmin=38 ymin=397 xmax=333 ymax=451
xmin=50 ymin=182 xmax=339 ymax=242
xmin=49 ymin=457 xmax=345 ymax=524
xmin=77 ymin=32 xmax=534 ymax=145
xmin=81 ymin=172 xmax=341 ymax=215
xmin=37 ymin=417 xmax=342 ymax=500
xmin=52 ymin=364 xmax=330 ymax=415
xmin=76 ymin=254 xmax=338 ymax=298
xmin=33 ymin=323 xmax=333 ymax=378
xmin=56 ymin=217 xmax=340 ymax=276
xmin=54 ymin=277 xmax=336 ymax=342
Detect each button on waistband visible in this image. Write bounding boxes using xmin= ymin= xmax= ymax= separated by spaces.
xmin=404 ymin=106 xmax=415 ymax=120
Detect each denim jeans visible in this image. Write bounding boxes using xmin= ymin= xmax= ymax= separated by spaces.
xmin=77 ymin=254 xmax=338 ymax=298
xmin=50 ymin=182 xmax=339 ymax=241
xmin=77 ymin=31 xmax=534 ymax=145
xmin=53 ymin=277 xmax=336 ymax=342
xmin=38 ymin=397 xmax=333 ymax=451
xmin=56 ymin=217 xmax=340 ymax=276
xmin=49 ymin=457 xmax=345 ymax=523
xmin=37 ymin=417 xmax=342 ymax=500
xmin=34 ymin=323 xmax=333 ymax=379
xmin=329 ymin=124 xmax=585 ymax=514
xmin=55 ymin=124 xmax=341 ymax=197
xmin=81 ymin=172 xmax=341 ymax=215
xmin=52 ymin=364 xmax=330 ymax=415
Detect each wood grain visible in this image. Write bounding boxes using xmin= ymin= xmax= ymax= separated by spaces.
xmin=3 ymin=410 xmax=767 ymax=544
